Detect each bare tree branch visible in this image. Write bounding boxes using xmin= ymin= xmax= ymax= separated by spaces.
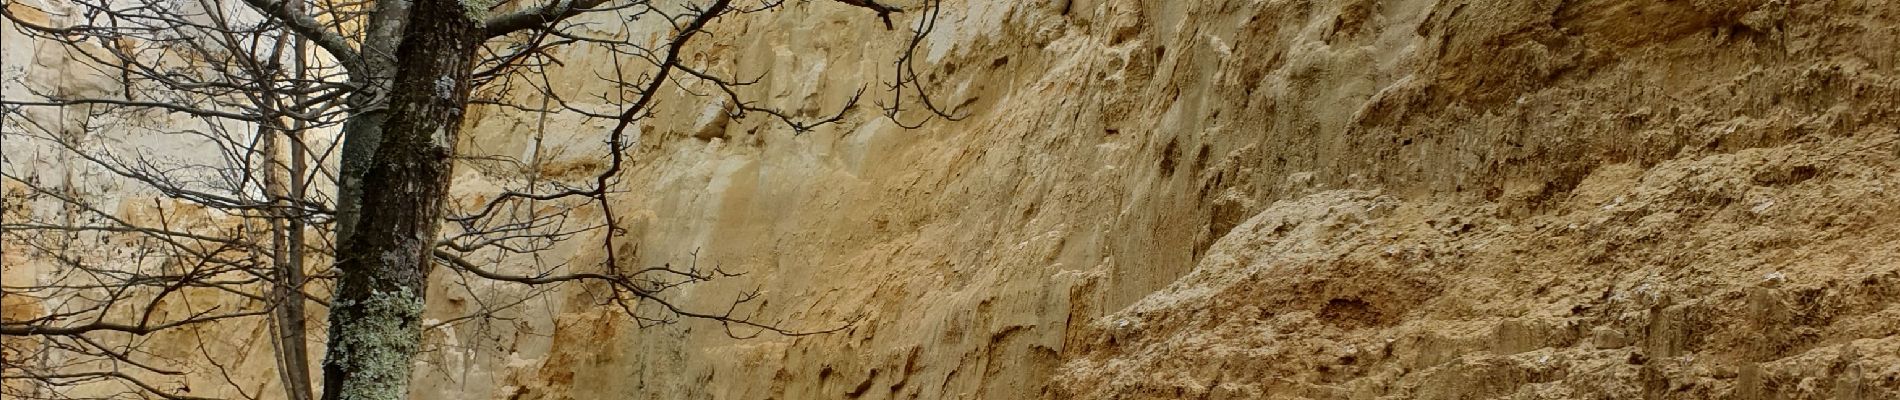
xmin=238 ymin=0 xmax=369 ymax=79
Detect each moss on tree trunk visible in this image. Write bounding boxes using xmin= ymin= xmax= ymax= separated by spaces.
xmin=319 ymin=3 xmax=480 ymax=399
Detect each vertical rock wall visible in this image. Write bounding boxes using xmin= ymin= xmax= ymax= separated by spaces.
xmin=461 ymin=0 xmax=1900 ymax=398
xmin=9 ymin=0 xmax=1900 ymax=398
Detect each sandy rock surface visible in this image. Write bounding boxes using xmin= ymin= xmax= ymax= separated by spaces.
xmin=7 ymin=0 xmax=1900 ymax=398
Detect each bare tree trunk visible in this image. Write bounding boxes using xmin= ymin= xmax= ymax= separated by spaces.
xmin=318 ymin=3 xmax=479 ymax=399
xmin=333 ymin=0 xmax=411 ymax=246
xmin=275 ymin=29 xmax=317 ymax=400
xmin=266 ymin=129 xmax=315 ymax=400
xmin=320 ymin=3 xmax=405 ymax=396
xmin=281 ymin=109 xmax=316 ymax=400
xmin=253 ymin=42 xmax=316 ymax=398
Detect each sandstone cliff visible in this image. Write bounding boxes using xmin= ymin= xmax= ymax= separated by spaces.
xmin=7 ymin=0 xmax=1900 ymax=399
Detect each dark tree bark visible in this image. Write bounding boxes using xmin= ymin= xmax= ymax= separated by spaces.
xmin=331 ymin=0 xmax=411 ymax=247
xmin=318 ymin=3 xmax=481 ymax=399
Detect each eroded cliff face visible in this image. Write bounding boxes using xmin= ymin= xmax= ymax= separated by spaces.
xmin=450 ymin=0 xmax=1900 ymax=399
xmin=9 ymin=0 xmax=1900 ymax=398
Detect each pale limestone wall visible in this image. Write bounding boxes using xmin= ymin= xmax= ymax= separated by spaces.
xmin=3 ymin=2 xmax=335 ymax=399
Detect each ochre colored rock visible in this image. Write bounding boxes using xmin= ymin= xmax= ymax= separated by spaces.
xmin=9 ymin=0 xmax=1900 ymax=399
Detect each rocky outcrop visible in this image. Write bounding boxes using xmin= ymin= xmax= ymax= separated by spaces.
xmin=473 ymin=0 xmax=1900 ymax=398
xmin=1058 ymin=139 xmax=1900 ymax=398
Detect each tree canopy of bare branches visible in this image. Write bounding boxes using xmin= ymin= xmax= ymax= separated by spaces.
xmin=1 ymin=0 xmax=962 ymax=398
